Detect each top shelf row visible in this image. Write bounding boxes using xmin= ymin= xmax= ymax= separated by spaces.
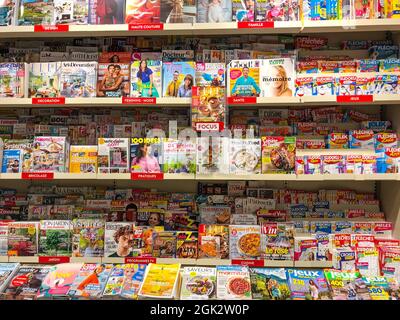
xmin=1 ymin=19 xmax=400 ymax=38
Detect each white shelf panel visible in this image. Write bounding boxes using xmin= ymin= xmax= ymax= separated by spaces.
xmin=302 ymin=18 xmax=400 ymax=33
xmin=294 ymin=261 xmax=333 ymax=268
xmin=70 ymin=257 xmax=102 ymax=263
xmin=264 ymin=260 xmax=294 ymax=267
xmin=0 ymin=256 xmax=9 ymax=263
xmin=101 ymin=257 xmax=125 ymax=264
xmin=196 ymin=259 xmax=229 ymax=266
xmin=256 ymin=97 xmax=302 ymax=105
xmin=8 ymin=256 xmax=39 ymax=263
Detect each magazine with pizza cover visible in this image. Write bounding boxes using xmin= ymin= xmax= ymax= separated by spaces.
xmin=17 ymin=0 xmax=54 ymax=25
xmin=229 ymin=225 xmax=261 ymax=259
xmin=0 ymin=63 xmax=27 ymax=98
xmin=104 ymin=222 xmax=135 ymax=257
xmin=0 ymin=263 xmax=20 ymax=293
xmin=71 ymin=219 xmax=105 ymax=258
xmin=2 ymin=265 xmax=51 ymax=300
xmin=196 ymin=136 xmax=229 ymax=175
xmin=260 ymin=58 xmax=295 ymax=97
xmin=28 ymin=62 xmax=61 ymax=98
xmin=38 ymin=220 xmax=73 ymax=256
xmin=59 ymin=61 xmax=97 ymax=97
xmin=68 ymin=263 xmax=113 ymax=299
xmin=130 ymin=60 xmax=162 ymax=98
xmin=119 ymin=263 xmax=147 ymax=299
xmin=138 ymin=263 xmax=181 ymax=299
xmin=1 ymin=139 xmax=33 ymax=173
xmin=227 ymin=59 xmax=260 ymax=97
xmin=180 ymin=266 xmax=216 ymax=300
xmin=324 ymin=269 xmax=371 ymax=300
xmin=216 ymin=265 xmax=252 ymax=300
xmin=160 ymin=0 xmax=196 ymax=23
xmin=7 ymin=221 xmax=39 ymax=256
xmin=249 ymin=267 xmax=291 ymax=300
xmin=286 ymin=268 xmax=331 ymax=300
xmin=229 ymin=138 xmax=261 ymax=174
xmin=125 ymin=0 xmax=160 ymax=23
xmin=196 ymin=0 xmax=231 ymax=22
xmin=37 ymin=263 xmax=83 ymax=299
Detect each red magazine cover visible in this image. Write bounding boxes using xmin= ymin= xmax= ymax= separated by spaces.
xmin=125 ymin=0 xmax=161 ymax=23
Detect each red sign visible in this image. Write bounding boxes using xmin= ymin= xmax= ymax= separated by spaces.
xmin=128 ymin=23 xmax=164 ymax=31
xmin=195 ymin=122 xmax=224 ymax=132
xmin=122 ymin=97 xmax=156 ymax=104
xmin=125 ymin=257 xmax=156 ymax=264
xmin=231 ymin=259 xmax=265 ymax=267
xmin=32 ymin=97 xmax=65 ymax=105
xmin=22 ymin=172 xmax=54 ymax=180
xmin=131 ymin=173 xmax=164 ymax=180
xmin=34 ymin=25 xmax=69 ymax=32
xmin=238 ymin=21 xmax=274 ymax=29
xmin=39 ymin=256 xmax=70 ymax=264
xmin=227 ymin=96 xmax=257 ymax=105
xmin=336 ymin=95 xmax=373 ymax=103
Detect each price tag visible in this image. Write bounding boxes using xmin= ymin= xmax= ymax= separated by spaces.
xmin=125 ymin=257 xmax=157 ymax=264
xmin=227 ymin=96 xmax=257 ymax=105
xmin=231 ymin=259 xmax=265 ymax=267
xmin=131 ymin=173 xmax=164 ymax=180
xmin=22 ymin=172 xmax=54 ymax=180
xmin=336 ymin=95 xmax=373 ymax=103
xmin=237 ymin=21 xmax=274 ymax=29
xmin=32 ymin=97 xmax=65 ymax=105
xmin=122 ymin=97 xmax=156 ymax=104
xmin=195 ymin=122 xmax=224 ymax=132
xmin=34 ymin=25 xmax=69 ymax=32
xmin=39 ymin=256 xmax=70 ymax=264
xmin=128 ymin=23 xmax=164 ymax=31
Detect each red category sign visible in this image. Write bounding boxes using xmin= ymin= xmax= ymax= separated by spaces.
xmin=22 ymin=172 xmax=54 ymax=180
xmin=122 ymin=97 xmax=156 ymax=104
xmin=128 ymin=23 xmax=164 ymax=31
xmin=39 ymin=256 xmax=70 ymax=264
xmin=195 ymin=122 xmax=224 ymax=132
xmin=131 ymin=173 xmax=164 ymax=180
xmin=336 ymin=95 xmax=373 ymax=103
xmin=125 ymin=257 xmax=156 ymax=264
xmin=32 ymin=97 xmax=65 ymax=105
xmin=231 ymin=259 xmax=265 ymax=267
xmin=238 ymin=21 xmax=274 ymax=29
xmin=227 ymin=96 xmax=257 ymax=105
xmin=34 ymin=25 xmax=69 ymax=32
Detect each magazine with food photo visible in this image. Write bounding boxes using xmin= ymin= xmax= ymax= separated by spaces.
xmin=229 ymin=138 xmax=261 ymax=174
xmin=250 ymin=267 xmax=291 ymax=300
xmin=104 ymin=222 xmax=135 ymax=257
xmin=229 ymin=225 xmax=261 ymax=259
xmin=180 ymin=266 xmax=216 ymax=300
xmin=38 ymin=220 xmax=73 ymax=256
xmin=130 ymin=60 xmax=162 ymax=98
xmin=198 ymin=224 xmax=229 ymax=259
xmin=216 ymin=265 xmax=252 ymax=300
xmin=261 ymin=136 xmax=296 ymax=174
xmin=227 ymin=59 xmax=260 ymax=97
xmin=71 ymin=219 xmax=105 ymax=258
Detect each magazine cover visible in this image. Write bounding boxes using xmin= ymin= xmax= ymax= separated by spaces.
xmin=28 ymin=62 xmax=61 ymax=98
xmin=54 ymin=0 xmax=89 ymax=24
xmin=229 ymin=138 xmax=261 ymax=174
xmin=38 ymin=220 xmax=73 ymax=256
xmin=260 ymin=58 xmax=295 ymax=97
xmin=0 ymin=149 xmax=21 ymax=173
xmin=17 ymin=0 xmax=54 ymax=25
xmin=199 ymin=206 xmax=231 ymax=225
xmin=69 ymin=145 xmax=97 ymax=173
xmin=2 ymin=139 xmax=33 ymax=173
xmin=7 ymin=221 xmax=39 ymax=256
xmin=260 ymin=222 xmax=294 ymax=260
xmin=0 ymin=263 xmax=19 ymax=293
xmin=363 ymin=276 xmax=390 ymax=300
xmin=136 ymin=209 xmax=165 ymax=227
xmin=229 ymin=225 xmax=261 ymax=259
xmin=198 ymin=224 xmax=229 ymax=259
xmin=261 ymin=136 xmax=296 ymax=174
xmin=71 ymin=219 xmax=105 ymax=257
xmin=2 ymin=265 xmax=51 ymax=300
xmin=59 ymin=61 xmax=97 ymax=97
xmin=196 ymin=0 xmax=231 ymax=22
xmin=324 ymin=269 xmax=371 ymax=300
xmin=286 ymin=268 xmax=331 ymax=300
xmin=118 ymin=264 xmax=147 ymax=299
xmin=130 ymin=60 xmax=162 ymax=98
xmin=160 ymin=0 xmax=196 ymax=23
xmin=102 ymin=264 xmax=125 ymax=298
xmin=152 ymin=231 xmax=176 ymax=258
xmin=138 ymin=263 xmax=181 ymax=299
xmin=162 ymin=61 xmax=195 ymax=97
xmin=31 ymin=136 xmax=69 ymax=173
xmin=68 ymin=263 xmax=113 ymax=299
xmin=162 ymin=50 xmax=195 ymax=62
xmin=249 ymin=267 xmax=291 ymax=300
xmin=88 ymin=0 xmax=125 ymax=24
xmin=97 ymin=62 xmax=130 ymax=97
xmin=164 ymin=139 xmax=196 ymax=174
xmin=176 ymin=231 xmax=198 ymax=259
xmin=125 ymin=0 xmax=160 ymax=23
xmin=0 ymin=221 xmax=12 ymax=256
xmin=180 ymin=266 xmax=216 ymax=300
xmin=104 ymin=222 xmax=135 ymax=257
xmin=37 ymin=263 xmax=83 ymax=298
xmin=227 ymin=60 xmax=261 ymax=97
xmin=0 ymin=0 xmax=16 ymax=25
xmin=97 ymin=138 xmax=130 ymax=173
xmin=216 ymin=265 xmax=252 ymax=300
xmin=0 ymin=63 xmax=26 ymax=98
xmin=195 ymin=62 xmax=225 ymax=87
xmin=196 ymin=136 xmax=230 ymax=174
xmin=232 ymin=0 xmax=255 ymax=21
xmin=130 ymin=137 xmax=162 ymax=173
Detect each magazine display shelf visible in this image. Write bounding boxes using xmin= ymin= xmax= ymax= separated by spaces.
xmin=302 ymin=18 xmax=400 ymax=33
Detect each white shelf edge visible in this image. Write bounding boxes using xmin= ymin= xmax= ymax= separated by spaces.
xmin=70 ymin=257 xmax=102 ymax=263
xmin=294 ymin=261 xmax=333 ymax=268
xmin=0 ymin=256 xmax=9 ymax=262
xmin=8 ymin=256 xmax=39 ymax=263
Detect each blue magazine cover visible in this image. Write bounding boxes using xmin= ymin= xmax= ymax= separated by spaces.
xmin=286 ymin=268 xmax=331 ymax=300
xmin=1 ymin=149 xmax=21 ymax=173
xmin=162 ymin=61 xmax=195 ymax=98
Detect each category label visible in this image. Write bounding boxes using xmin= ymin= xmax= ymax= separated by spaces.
xmin=125 ymin=257 xmax=157 ymax=264
xmin=122 ymin=97 xmax=156 ymax=104
xmin=231 ymin=259 xmax=265 ymax=267
xmin=32 ymin=97 xmax=65 ymax=105
xmin=227 ymin=96 xmax=257 ymax=105
xmin=128 ymin=23 xmax=164 ymax=31
xmin=131 ymin=173 xmax=164 ymax=180
xmin=34 ymin=25 xmax=69 ymax=32
xmin=39 ymin=256 xmax=70 ymax=264
xmin=22 ymin=172 xmax=54 ymax=180
xmin=336 ymin=95 xmax=373 ymax=103
xmin=237 ymin=21 xmax=274 ymax=29
xmin=195 ymin=122 xmax=224 ymax=132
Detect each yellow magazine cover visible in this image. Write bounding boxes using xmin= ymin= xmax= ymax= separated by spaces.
xmin=138 ymin=263 xmax=181 ymax=299
xmin=69 ymin=145 xmax=97 ymax=173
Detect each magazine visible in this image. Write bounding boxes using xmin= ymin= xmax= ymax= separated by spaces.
xmin=0 ymin=263 xmax=19 ymax=293
xmin=54 ymin=0 xmax=89 ymax=24
xmin=196 ymin=0 xmax=231 ymax=22
xmin=199 ymin=206 xmax=231 ymax=225
xmin=130 ymin=137 xmax=163 ymax=173
xmin=261 ymin=136 xmax=296 ymax=173
xmin=260 ymin=58 xmax=295 ymax=97
xmin=17 ymin=0 xmax=54 ymax=25
xmin=38 ymin=220 xmax=72 ymax=256
xmin=180 ymin=266 xmax=216 ymax=300
xmin=102 ymin=264 xmax=125 ymax=298
xmin=249 ymin=267 xmax=291 ymax=300
xmin=119 ymin=264 xmax=147 ymax=299
xmin=97 ymin=62 xmax=130 ymax=97
xmin=229 ymin=225 xmax=261 ymax=259
xmin=232 ymin=0 xmax=255 ymax=21
xmin=71 ymin=219 xmax=105 ymax=257
xmin=227 ymin=60 xmax=261 ymax=97
xmin=260 ymin=222 xmax=294 ymax=260
xmin=198 ymin=224 xmax=229 ymax=259
xmin=125 ymin=0 xmax=160 ymax=23
xmin=324 ymin=269 xmax=371 ymax=300
xmin=286 ymin=268 xmax=331 ymax=300
xmin=88 ymin=0 xmax=125 ymax=24
xmin=28 ymin=62 xmax=61 ymax=98
xmin=69 ymin=145 xmax=97 ymax=173
xmin=229 ymin=138 xmax=261 ymax=174
xmin=152 ymin=231 xmax=176 ymax=258
xmin=104 ymin=222 xmax=135 ymax=257
xmin=0 ymin=0 xmax=16 ymax=25
xmin=0 ymin=221 xmax=11 ymax=256
xmin=59 ymin=61 xmax=97 ymax=97
xmin=1 ymin=139 xmax=33 ymax=173
xmin=0 ymin=63 xmax=27 ymax=98
xmin=195 ymin=62 xmax=225 ymax=87
xmin=363 ymin=276 xmax=391 ymax=300
xmin=176 ymin=231 xmax=198 ymax=259
xmin=216 ymin=265 xmax=252 ymax=300
xmin=130 ymin=60 xmax=162 ymax=98
xmin=160 ymin=0 xmax=196 ymax=23
xmin=31 ymin=136 xmax=69 ymax=173
xmin=196 ymin=136 xmax=229 ymax=174
xmin=7 ymin=221 xmax=39 ymax=256
xmin=97 ymin=138 xmax=130 ymax=174
xmin=162 ymin=61 xmax=195 ymax=97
